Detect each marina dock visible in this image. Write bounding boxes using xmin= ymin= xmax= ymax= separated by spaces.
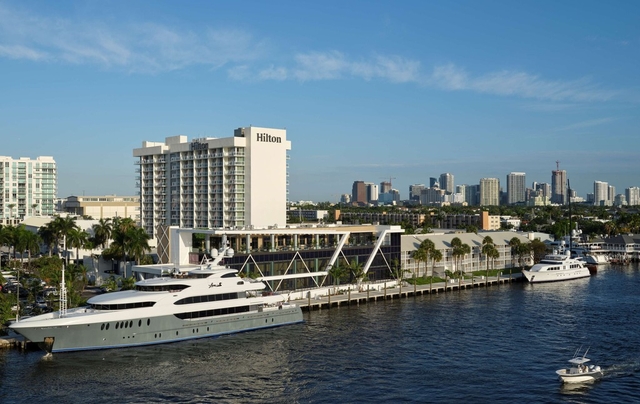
xmin=294 ymin=274 xmax=522 ymax=311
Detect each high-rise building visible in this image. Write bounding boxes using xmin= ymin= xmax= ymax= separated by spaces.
xmin=420 ymin=188 xmax=445 ymax=205
xmin=608 ymin=185 xmax=616 ymax=205
xmin=366 ymin=183 xmax=378 ymax=203
xmin=429 ymin=177 xmax=439 ymax=188
xmin=439 ymin=173 xmax=454 ymax=194
xmin=551 ymin=163 xmax=567 ymax=205
xmin=133 ymin=127 xmax=290 ymax=238
xmin=593 ymin=181 xmax=609 ymax=206
xmin=456 ymin=185 xmax=467 ymax=202
xmin=0 ymin=156 xmax=57 ymax=225
xmin=409 ymin=184 xmax=425 ymax=201
xmin=533 ymin=182 xmax=551 ymax=200
xmin=466 ymin=184 xmax=480 ymax=206
xmin=626 ymin=187 xmax=640 ymax=206
xmin=380 ymin=181 xmax=392 ymax=194
xmin=507 ymin=172 xmax=526 ymax=205
xmin=352 ymin=181 xmax=367 ymax=205
xmin=480 ymin=178 xmax=500 ymax=206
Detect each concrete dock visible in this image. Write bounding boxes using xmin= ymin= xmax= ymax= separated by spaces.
xmin=294 ymin=274 xmax=522 ymax=311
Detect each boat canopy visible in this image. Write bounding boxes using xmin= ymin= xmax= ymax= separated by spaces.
xmin=568 ymin=357 xmax=591 ymax=365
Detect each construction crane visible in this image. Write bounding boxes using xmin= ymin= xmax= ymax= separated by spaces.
xmin=380 ymin=177 xmax=396 ymax=188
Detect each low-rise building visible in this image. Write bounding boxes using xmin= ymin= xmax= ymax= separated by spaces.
xmin=401 ymin=231 xmax=536 ymax=277
xmin=62 ymin=195 xmax=140 ymax=221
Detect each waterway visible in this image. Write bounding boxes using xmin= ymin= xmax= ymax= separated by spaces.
xmin=2 ymin=263 xmax=640 ymax=403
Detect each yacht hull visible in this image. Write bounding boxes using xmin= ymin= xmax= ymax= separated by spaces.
xmin=521 ymin=268 xmax=591 ymax=283
xmin=556 ymin=369 xmax=603 ymax=383
xmin=11 ymin=305 xmax=303 ymax=353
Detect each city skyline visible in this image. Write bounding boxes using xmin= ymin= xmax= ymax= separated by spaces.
xmin=1 ymin=1 xmax=639 ymax=202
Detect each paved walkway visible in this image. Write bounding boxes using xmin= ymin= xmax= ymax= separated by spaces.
xmin=294 ymin=274 xmax=523 ymax=311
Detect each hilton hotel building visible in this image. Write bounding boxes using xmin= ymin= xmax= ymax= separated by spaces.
xmin=133 ymin=127 xmax=290 ymax=238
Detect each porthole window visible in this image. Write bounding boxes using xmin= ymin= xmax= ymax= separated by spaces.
xmin=106 ymin=323 xmax=110 ymax=330
xmin=129 ymin=321 xmax=133 ymax=328
xmin=147 ymin=319 xmax=150 ymax=326
xmin=115 ymin=322 xmax=119 ymax=329
xmin=138 ymin=320 xmax=142 ymax=327
xmin=101 ymin=324 xmax=105 ymax=330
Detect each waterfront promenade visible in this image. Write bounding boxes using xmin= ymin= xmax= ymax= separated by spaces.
xmin=294 ymin=273 xmax=522 ymax=311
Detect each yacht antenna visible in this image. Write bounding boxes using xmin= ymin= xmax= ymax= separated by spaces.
xmin=568 ymin=178 xmax=572 ymax=254
xmin=59 ymin=235 xmax=68 ymax=318
xmin=573 ymin=346 xmax=582 ymax=358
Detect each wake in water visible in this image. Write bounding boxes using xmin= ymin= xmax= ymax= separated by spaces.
xmin=601 ymin=360 xmax=640 ymax=380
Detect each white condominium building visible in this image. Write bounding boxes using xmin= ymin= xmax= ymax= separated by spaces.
xmin=480 ymin=178 xmax=500 ymax=206
xmin=507 ymin=172 xmax=526 ymax=205
xmin=626 ymin=187 xmax=640 ymax=206
xmin=593 ymin=180 xmax=609 ymax=206
xmin=0 ymin=156 xmax=57 ymax=225
xmin=133 ymin=127 xmax=291 ymax=238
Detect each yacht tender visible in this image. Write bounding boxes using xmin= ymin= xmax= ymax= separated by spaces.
xmin=556 ymin=348 xmax=603 ymax=383
xmin=10 ymin=248 xmax=303 ymax=353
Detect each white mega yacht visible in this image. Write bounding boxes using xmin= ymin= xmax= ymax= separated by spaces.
xmin=10 ymin=248 xmax=303 ymax=353
xmin=521 ymin=248 xmax=591 ymax=283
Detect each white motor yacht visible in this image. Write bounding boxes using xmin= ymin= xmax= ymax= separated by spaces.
xmin=522 ymin=248 xmax=591 ymax=283
xmin=556 ymin=348 xmax=603 ymax=383
xmin=10 ymin=247 xmax=303 ymax=353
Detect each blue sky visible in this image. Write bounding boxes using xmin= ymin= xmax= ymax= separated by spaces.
xmin=1 ymin=1 xmax=638 ymax=202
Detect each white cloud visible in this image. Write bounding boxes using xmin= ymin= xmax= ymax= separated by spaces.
xmin=0 ymin=5 xmax=264 ymax=73
xmin=0 ymin=5 xmax=619 ymax=103
xmin=0 ymin=44 xmax=47 ymax=60
xmin=554 ymin=117 xmax=616 ymax=131
xmin=427 ymin=64 xmax=617 ymax=102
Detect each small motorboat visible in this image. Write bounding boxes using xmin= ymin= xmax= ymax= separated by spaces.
xmin=556 ymin=347 xmax=603 ymax=383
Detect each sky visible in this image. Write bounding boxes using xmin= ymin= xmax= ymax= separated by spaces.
xmin=1 ymin=1 xmax=639 ymax=202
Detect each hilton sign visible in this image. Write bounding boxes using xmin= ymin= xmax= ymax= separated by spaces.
xmin=190 ymin=141 xmax=208 ymax=151
xmin=256 ymin=133 xmax=282 ymax=143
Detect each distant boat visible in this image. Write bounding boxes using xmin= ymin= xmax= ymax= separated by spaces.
xmin=583 ymin=252 xmax=609 ymax=266
xmin=556 ymin=347 xmax=603 ymax=383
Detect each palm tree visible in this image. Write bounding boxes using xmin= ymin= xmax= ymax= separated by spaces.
xmin=486 ymin=244 xmax=500 ymax=281
xmin=21 ymin=229 xmax=41 ymax=269
xmin=509 ymin=237 xmax=521 ymax=270
xmin=67 ymin=228 xmax=89 ymax=265
xmin=481 ymin=236 xmax=494 ymax=279
xmin=348 ymin=259 xmax=366 ymax=287
xmin=3 ymin=225 xmax=18 ymax=260
xmin=50 ymin=215 xmax=80 ymax=266
xmin=103 ymin=221 xmax=151 ymax=277
xmin=453 ymin=243 xmax=471 ymax=289
xmin=389 ymin=258 xmax=408 ymax=282
xmin=92 ymin=218 xmax=113 ymax=249
xmin=38 ymin=222 xmax=57 ymax=257
xmin=412 ymin=243 xmax=428 ymax=279
xmin=127 ymin=227 xmax=151 ymax=265
xmin=328 ymin=260 xmax=348 ymax=286
xmin=428 ymin=248 xmax=443 ymax=292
